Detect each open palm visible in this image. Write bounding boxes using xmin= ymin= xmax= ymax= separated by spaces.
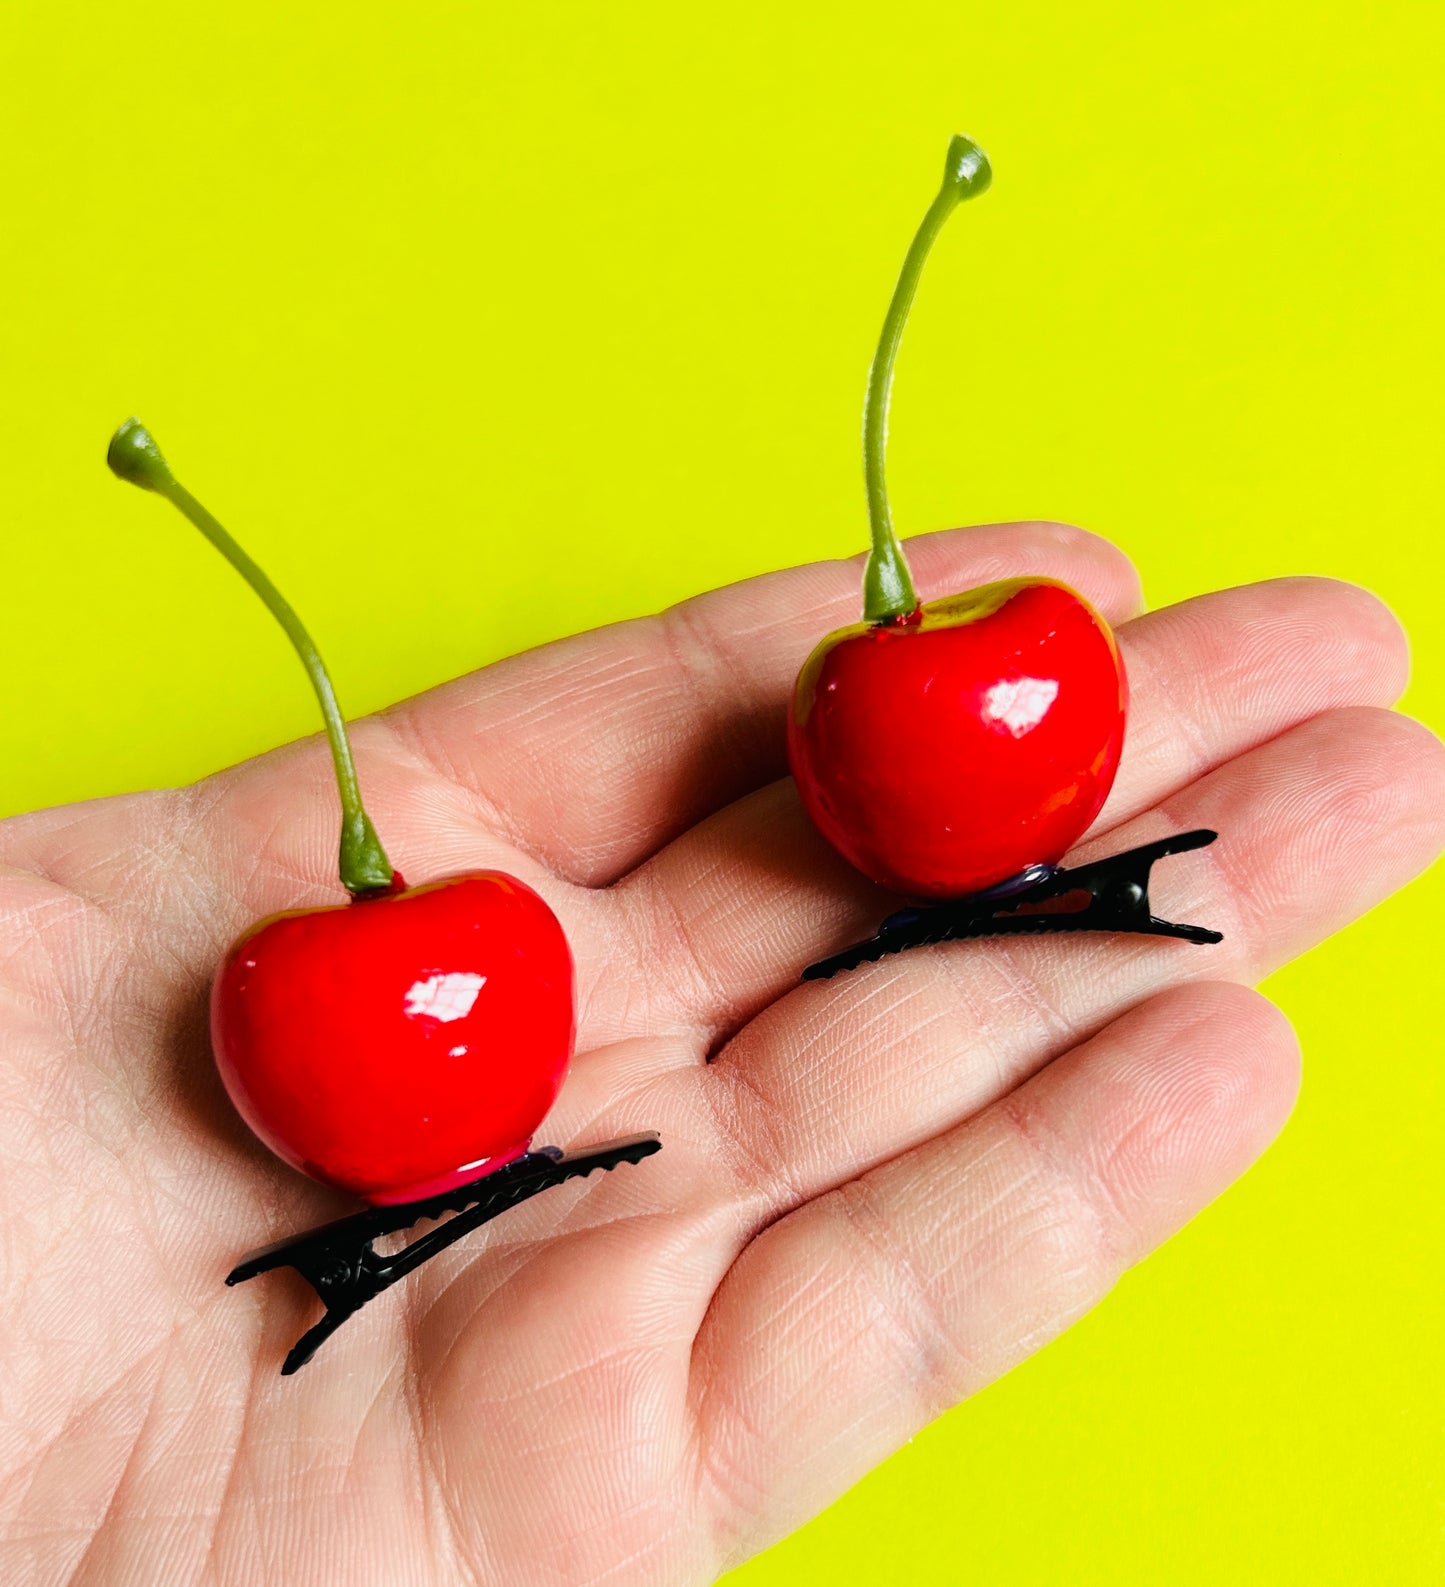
xmin=3 ymin=522 xmax=1441 ymax=1586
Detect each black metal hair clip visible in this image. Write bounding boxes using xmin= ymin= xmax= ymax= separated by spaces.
xmin=803 ymin=830 xmax=1222 ymax=981
xmin=227 ymin=1134 xmax=661 ymax=1375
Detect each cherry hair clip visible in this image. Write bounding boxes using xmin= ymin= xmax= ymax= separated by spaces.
xmin=107 ymin=422 xmax=659 ymax=1374
xmin=789 ymin=136 xmax=1222 ymax=979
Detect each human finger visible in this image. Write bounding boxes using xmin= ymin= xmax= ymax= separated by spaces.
xmin=676 ymin=705 xmax=1443 ymax=1215
xmin=688 ymin=981 xmax=1300 ymax=1568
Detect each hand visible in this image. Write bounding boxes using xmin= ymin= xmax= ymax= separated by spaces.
xmin=2 ymin=523 xmax=1440 ymax=1587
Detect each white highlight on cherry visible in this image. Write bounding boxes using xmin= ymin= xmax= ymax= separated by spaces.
xmin=404 ymin=972 xmax=488 ymax=1023
xmin=981 ymin=676 xmax=1059 ymax=737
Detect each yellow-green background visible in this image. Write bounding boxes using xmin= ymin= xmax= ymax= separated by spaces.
xmin=3 ymin=2 xmax=1441 ymax=1581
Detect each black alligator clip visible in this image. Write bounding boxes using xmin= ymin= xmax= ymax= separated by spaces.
xmin=803 ymin=829 xmax=1222 ymax=981
xmin=227 ymin=1134 xmax=661 ymax=1374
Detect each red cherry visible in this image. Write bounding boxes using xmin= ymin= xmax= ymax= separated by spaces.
xmin=791 ymin=137 xmax=1130 ymax=901
xmin=788 ymin=578 xmax=1126 ymax=897
xmin=106 ymin=420 xmax=578 ymax=1206
xmin=211 ymin=872 xmax=575 ymax=1204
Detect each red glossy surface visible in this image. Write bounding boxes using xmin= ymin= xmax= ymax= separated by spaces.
xmin=788 ymin=578 xmax=1127 ymax=898
xmin=211 ymin=871 xmax=575 ymax=1204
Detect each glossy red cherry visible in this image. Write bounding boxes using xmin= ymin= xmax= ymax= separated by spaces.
xmin=790 ymin=578 xmax=1126 ymax=897
xmin=212 ymin=873 xmax=575 ymax=1203
xmin=107 ymin=419 xmax=577 ymax=1205
xmin=788 ymin=136 xmax=1128 ymax=900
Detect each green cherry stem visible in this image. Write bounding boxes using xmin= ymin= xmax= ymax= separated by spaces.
xmin=106 ymin=418 xmax=397 ymax=898
xmin=861 ymin=133 xmax=993 ymax=622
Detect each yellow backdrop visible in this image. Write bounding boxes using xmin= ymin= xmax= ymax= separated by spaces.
xmin=3 ymin=2 xmax=1440 ymax=1581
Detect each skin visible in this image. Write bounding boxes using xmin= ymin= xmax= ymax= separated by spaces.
xmin=1 ymin=521 xmax=1442 ymax=1587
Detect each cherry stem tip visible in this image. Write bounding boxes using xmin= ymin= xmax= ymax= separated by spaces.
xmin=107 ymin=417 xmax=174 ymax=492
xmin=942 ymin=133 xmax=992 ymax=199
